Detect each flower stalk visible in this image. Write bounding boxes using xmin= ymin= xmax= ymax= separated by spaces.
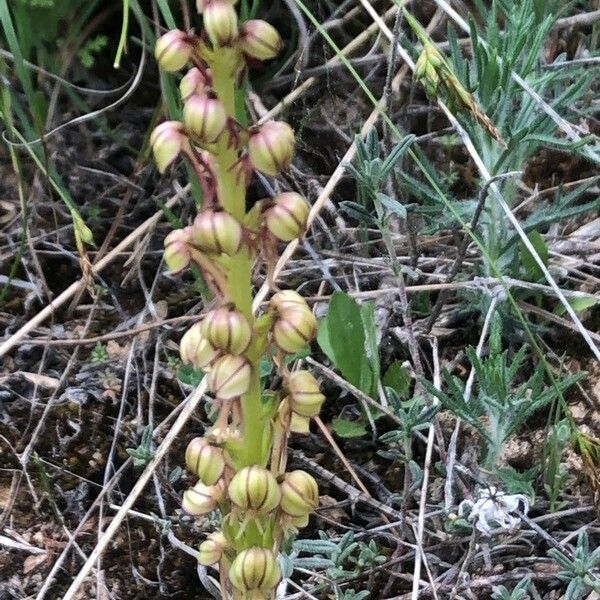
xmin=152 ymin=4 xmax=323 ymax=598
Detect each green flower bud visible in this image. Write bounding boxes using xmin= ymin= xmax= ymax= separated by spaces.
xmin=200 ymin=305 xmax=252 ymax=355
xmin=228 ymin=466 xmax=281 ymax=513
xmin=155 ymin=29 xmax=193 ymax=72
xmin=248 ymin=121 xmax=295 ymax=176
xmin=272 ymin=307 xmax=317 ymax=354
xmin=150 ymin=121 xmax=187 ymax=173
xmin=180 ymin=67 xmax=210 ymax=102
xmin=180 ymin=323 xmax=220 ymax=368
xmin=203 ymin=0 xmax=239 ymax=47
xmin=182 ymin=481 xmax=223 ymax=515
xmin=229 ymin=547 xmax=281 ymax=593
xmin=164 ymin=227 xmax=192 ymax=272
xmin=264 ymin=192 xmax=309 ymax=242
xmin=287 ymin=370 xmax=325 ymax=418
xmin=185 ymin=437 xmax=226 ymax=485
xmin=280 ymin=470 xmax=319 ymax=517
xmin=239 ymin=19 xmax=283 ymax=61
xmin=207 ymin=355 xmax=251 ymax=399
xmin=198 ymin=531 xmax=227 ymax=565
xmin=270 ymin=290 xmax=309 ymax=315
xmin=191 ymin=209 xmax=243 ymax=255
xmin=183 ymin=93 xmax=227 ymax=145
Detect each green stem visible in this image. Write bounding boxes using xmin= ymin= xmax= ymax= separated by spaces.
xmin=212 ymin=54 xmax=264 ymax=468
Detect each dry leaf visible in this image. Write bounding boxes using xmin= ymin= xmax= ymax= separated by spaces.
xmin=20 ymin=372 xmax=60 ymax=390
xmin=23 ymin=553 xmax=48 ymax=574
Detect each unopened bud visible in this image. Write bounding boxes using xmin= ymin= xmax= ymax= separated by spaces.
xmin=183 ymin=93 xmax=227 ymax=145
xmin=228 ymin=466 xmax=280 ymax=513
xmin=270 ymin=290 xmax=309 ymax=315
xmin=180 ymin=67 xmax=211 ymax=101
xmin=150 ymin=121 xmax=187 ymax=173
xmin=201 ymin=305 xmax=252 ymax=354
xmin=155 ymin=29 xmax=193 ymax=72
xmin=208 ymin=355 xmax=251 ymax=399
xmin=264 ymin=192 xmax=309 ymax=242
xmin=164 ymin=227 xmax=192 ymax=272
xmin=248 ymin=121 xmax=295 ymax=176
xmin=239 ymin=20 xmax=283 ymax=61
xmin=203 ymin=0 xmax=239 ymax=47
xmin=287 ymin=370 xmax=325 ymax=417
xmin=185 ymin=437 xmax=226 ymax=485
xmin=180 ymin=323 xmax=220 ymax=368
xmin=280 ymin=470 xmax=319 ymax=517
xmin=229 ymin=547 xmax=281 ymax=593
xmin=182 ymin=481 xmax=223 ymax=515
xmin=273 ymin=308 xmax=317 ymax=354
xmin=198 ymin=531 xmax=227 ymax=565
xmin=191 ymin=209 xmax=243 ymax=255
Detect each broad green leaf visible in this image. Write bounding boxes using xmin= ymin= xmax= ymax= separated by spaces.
xmin=383 ymin=362 xmax=411 ymax=399
xmin=317 ymin=292 xmax=367 ymax=391
xmin=178 ymin=364 xmax=203 ymax=386
xmin=360 ymin=301 xmax=380 ymax=388
xmin=331 ymin=417 xmax=367 ymax=438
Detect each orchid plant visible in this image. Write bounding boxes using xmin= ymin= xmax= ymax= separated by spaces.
xmin=150 ymin=2 xmax=324 ymax=598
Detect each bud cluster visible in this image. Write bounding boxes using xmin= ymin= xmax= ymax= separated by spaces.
xmin=153 ymin=2 xmax=325 ymax=597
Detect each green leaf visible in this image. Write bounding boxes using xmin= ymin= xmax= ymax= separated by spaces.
xmin=519 ymin=229 xmax=548 ymax=281
xmin=331 ymin=417 xmax=367 ymax=438
xmin=376 ymin=192 xmax=407 ymax=219
xmin=178 ymin=364 xmax=204 ymax=386
xmin=555 ymin=296 xmax=597 ymax=316
xmin=360 ymin=302 xmax=380 ymax=389
xmin=317 ymin=292 xmax=370 ymax=391
xmin=383 ymin=362 xmax=411 ymax=399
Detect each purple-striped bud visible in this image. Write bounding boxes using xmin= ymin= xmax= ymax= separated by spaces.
xmin=207 ymin=355 xmax=251 ymax=399
xmin=185 ymin=437 xmax=226 ymax=485
xmin=179 ymin=322 xmax=220 ymax=369
xmin=155 ymin=29 xmax=193 ymax=72
xmin=200 ymin=305 xmax=252 ymax=355
xmin=182 ymin=481 xmax=223 ymax=515
xmin=280 ymin=470 xmax=319 ymax=517
xmin=228 ymin=466 xmax=280 ymax=513
xmin=180 ymin=67 xmax=211 ymax=102
xmin=287 ymin=370 xmax=325 ymax=418
xmin=270 ymin=290 xmax=309 ymax=315
xmin=191 ymin=209 xmax=243 ymax=255
xmin=150 ymin=121 xmax=187 ymax=173
xmin=239 ymin=20 xmax=282 ymax=61
xmin=183 ymin=93 xmax=227 ymax=145
xmin=229 ymin=547 xmax=281 ymax=594
xmin=272 ymin=308 xmax=317 ymax=354
xmin=203 ymin=0 xmax=239 ymax=47
xmin=248 ymin=121 xmax=295 ymax=176
xmin=264 ymin=192 xmax=309 ymax=242
xmin=164 ymin=227 xmax=192 ymax=272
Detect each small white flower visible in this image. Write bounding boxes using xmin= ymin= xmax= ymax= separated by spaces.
xmin=458 ymin=486 xmax=529 ymax=536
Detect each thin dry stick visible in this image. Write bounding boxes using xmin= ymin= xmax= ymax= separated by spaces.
xmin=358 ymin=0 xmax=600 ymax=362
xmin=0 ymin=184 xmax=190 ymax=358
xmin=411 ymin=339 xmax=441 ymax=600
xmin=314 ymin=417 xmax=370 ymax=495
